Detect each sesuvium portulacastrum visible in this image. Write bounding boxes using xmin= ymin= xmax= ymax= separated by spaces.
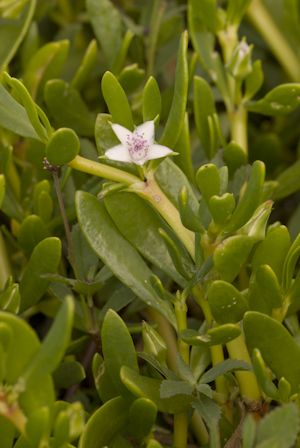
xmin=103 ymin=120 xmax=175 ymax=167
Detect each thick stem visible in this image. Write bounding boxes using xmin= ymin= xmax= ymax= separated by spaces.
xmin=131 ymin=171 xmax=195 ymax=260
xmin=226 ymin=334 xmax=261 ymax=409
xmin=67 ymin=155 xmax=141 ymax=185
xmin=0 ymin=230 xmax=12 ymax=290
xmin=247 ymin=0 xmax=300 ymax=82
xmin=228 ymin=106 xmax=248 ymax=155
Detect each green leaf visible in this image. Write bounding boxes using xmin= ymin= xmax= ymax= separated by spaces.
xmin=120 ymin=366 xmax=193 ymax=414
xmin=86 ymin=0 xmax=122 ymax=69
xmin=19 ymin=237 xmax=61 ymax=313
xmin=256 ymin=404 xmax=299 ymax=447
xmin=118 ymin=64 xmax=145 ymax=95
xmin=178 ymin=185 xmax=205 ymax=234
xmin=214 ymin=235 xmax=253 ymax=283
xmin=20 ymin=295 xmax=74 ymax=385
xmin=244 ymin=60 xmax=264 ymax=102
xmin=196 ymin=164 xmax=220 ymax=207
xmin=173 ymin=112 xmax=195 ymax=184
xmin=0 ymin=283 xmax=20 ymax=313
xmin=221 ymin=160 xmax=265 ymax=238
xmin=180 ymin=324 xmax=241 ymax=346
xmin=252 ymin=225 xmax=290 ymax=283
xmin=252 ymin=348 xmax=281 ymax=401
xmin=46 ymin=128 xmax=80 ymax=166
xmin=158 ymin=31 xmax=189 ymax=150
xmin=256 ymin=265 xmax=283 ymax=309
xmin=227 ymin=0 xmax=253 ymax=24
xmin=244 ymin=311 xmax=300 ymax=393
xmin=182 ymin=255 xmax=214 ymax=298
xmin=102 ymin=309 xmax=138 ymax=404
xmin=104 ymin=192 xmax=192 ymax=287
xmin=209 ymin=194 xmax=236 ymax=225
xmin=245 ymin=84 xmax=300 ymax=116
xmin=111 ymin=29 xmax=134 ymax=76
xmin=223 ymin=142 xmax=248 ymax=178
xmin=52 ymin=361 xmax=86 ymax=389
xmin=274 ymin=159 xmax=300 ymax=200
xmin=142 ymin=322 xmax=167 ymax=366
xmin=17 ymin=215 xmax=49 ymax=258
xmin=200 ymin=358 xmax=253 ymax=384
xmin=3 ymin=73 xmax=49 ymax=143
xmin=75 ymin=191 xmax=176 ymax=328
xmin=0 ymin=312 xmax=55 ymax=415
xmin=26 ymin=407 xmax=50 ymax=448
xmin=70 ymin=224 xmax=99 ymax=281
xmin=242 ymin=415 xmax=257 ymax=448
xmin=227 ymin=165 xmax=252 ymax=199
xmin=78 ymin=396 xmax=129 ymax=448
xmin=143 ymin=77 xmax=162 ymax=125
xmin=189 ymin=0 xmax=221 ymax=33
xmin=128 ymin=398 xmax=157 ymax=443
xmin=208 ymin=281 xmax=249 ymax=324
xmin=0 ymin=84 xmax=39 ymax=140
xmin=154 ymin=158 xmax=199 ymax=213
xmin=71 ymin=39 xmax=98 ymax=91
xmin=44 ymin=80 xmax=96 ymax=137
xmin=101 ymin=71 xmax=134 ymax=131
xmin=137 ymin=352 xmax=181 ymax=382
xmin=23 ymin=40 xmax=69 ymax=100
xmin=194 ymin=76 xmax=218 ymax=159
xmin=0 ymin=417 xmax=14 ymax=448
xmin=188 ymin=6 xmax=229 ymax=99
xmin=159 ymin=380 xmax=195 ymax=398
xmin=192 ymin=396 xmax=221 ymax=429
xmin=0 ymin=0 xmax=36 ymax=72
xmin=92 ymin=353 xmax=119 ymax=404
xmin=176 ymin=353 xmax=196 ymax=384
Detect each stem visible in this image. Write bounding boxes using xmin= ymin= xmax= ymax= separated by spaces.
xmin=173 ymin=299 xmax=189 ymax=448
xmin=51 ymin=167 xmax=92 ymax=330
xmin=131 ymin=170 xmax=195 ymax=260
xmin=226 ymin=334 xmax=261 ymax=408
xmin=0 ymin=229 xmax=12 ymax=290
xmin=67 ymin=155 xmax=141 ymax=185
xmin=228 ymin=106 xmax=248 ymax=155
xmin=147 ymin=0 xmax=167 ymax=78
xmin=247 ymin=0 xmax=300 ymax=82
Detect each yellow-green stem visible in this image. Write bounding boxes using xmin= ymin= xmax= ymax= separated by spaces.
xmin=67 ymin=157 xmax=196 ymax=259
xmin=247 ymin=0 xmax=300 ymax=82
xmin=0 ymin=229 xmax=12 ymax=290
xmin=173 ymin=300 xmax=189 ymax=448
xmin=226 ymin=334 xmax=261 ymax=407
xmin=229 ymin=106 xmax=248 ymax=155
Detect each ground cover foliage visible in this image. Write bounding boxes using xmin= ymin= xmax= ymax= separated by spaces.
xmin=1 ymin=0 xmax=300 ymax=447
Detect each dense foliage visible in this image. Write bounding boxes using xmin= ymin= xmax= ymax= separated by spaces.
xmin=1 ymin=0 xmax=300 ymax=447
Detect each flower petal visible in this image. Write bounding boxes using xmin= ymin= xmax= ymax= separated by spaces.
xmin=105 ymin=144 xmax=132 ymax=163
xmin=134 ymin=121 xmax=155 ymax=147
xmin=111 ymin=124 xmax=133 ymax=147
xmin=144 ymin=144 xmax=173 ymax=162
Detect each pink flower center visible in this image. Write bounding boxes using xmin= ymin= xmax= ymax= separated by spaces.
xmin=126 ymin=132 xmax=148 ymax=161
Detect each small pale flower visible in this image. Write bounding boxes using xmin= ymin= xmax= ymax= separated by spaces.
xmin=104 ymin=121 xmax=173 ymax=166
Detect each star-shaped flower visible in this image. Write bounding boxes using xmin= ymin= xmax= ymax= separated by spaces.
xmin=104 ymin=121 xmax=173 ymax=166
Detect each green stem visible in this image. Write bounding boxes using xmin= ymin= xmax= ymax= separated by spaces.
xmin=226 ymin=334 xmax=261 ymax=408
xmin=173 ymin=299 xmax=189 ymax=448
xmin=0 ymin=229 xmax=12 ymax=290
xmin=147 ymin=0 xmax=167 ymax=78
xmin=131 ymin=170 xmax=195 ymax=260
xmin=247 ymin=0 xmax=300 ymax=82
xmin=228 ymin=106 xmax=248 ymax=155
xmin=67 ymin=155 xmax=141 ymax=185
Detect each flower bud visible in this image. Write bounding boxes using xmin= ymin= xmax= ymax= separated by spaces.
xmin=225 ymin=38 xmax=253 ymax=80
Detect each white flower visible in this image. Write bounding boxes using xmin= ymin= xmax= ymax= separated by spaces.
xmin=104 ymin=121 xmax=173 ymax=166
